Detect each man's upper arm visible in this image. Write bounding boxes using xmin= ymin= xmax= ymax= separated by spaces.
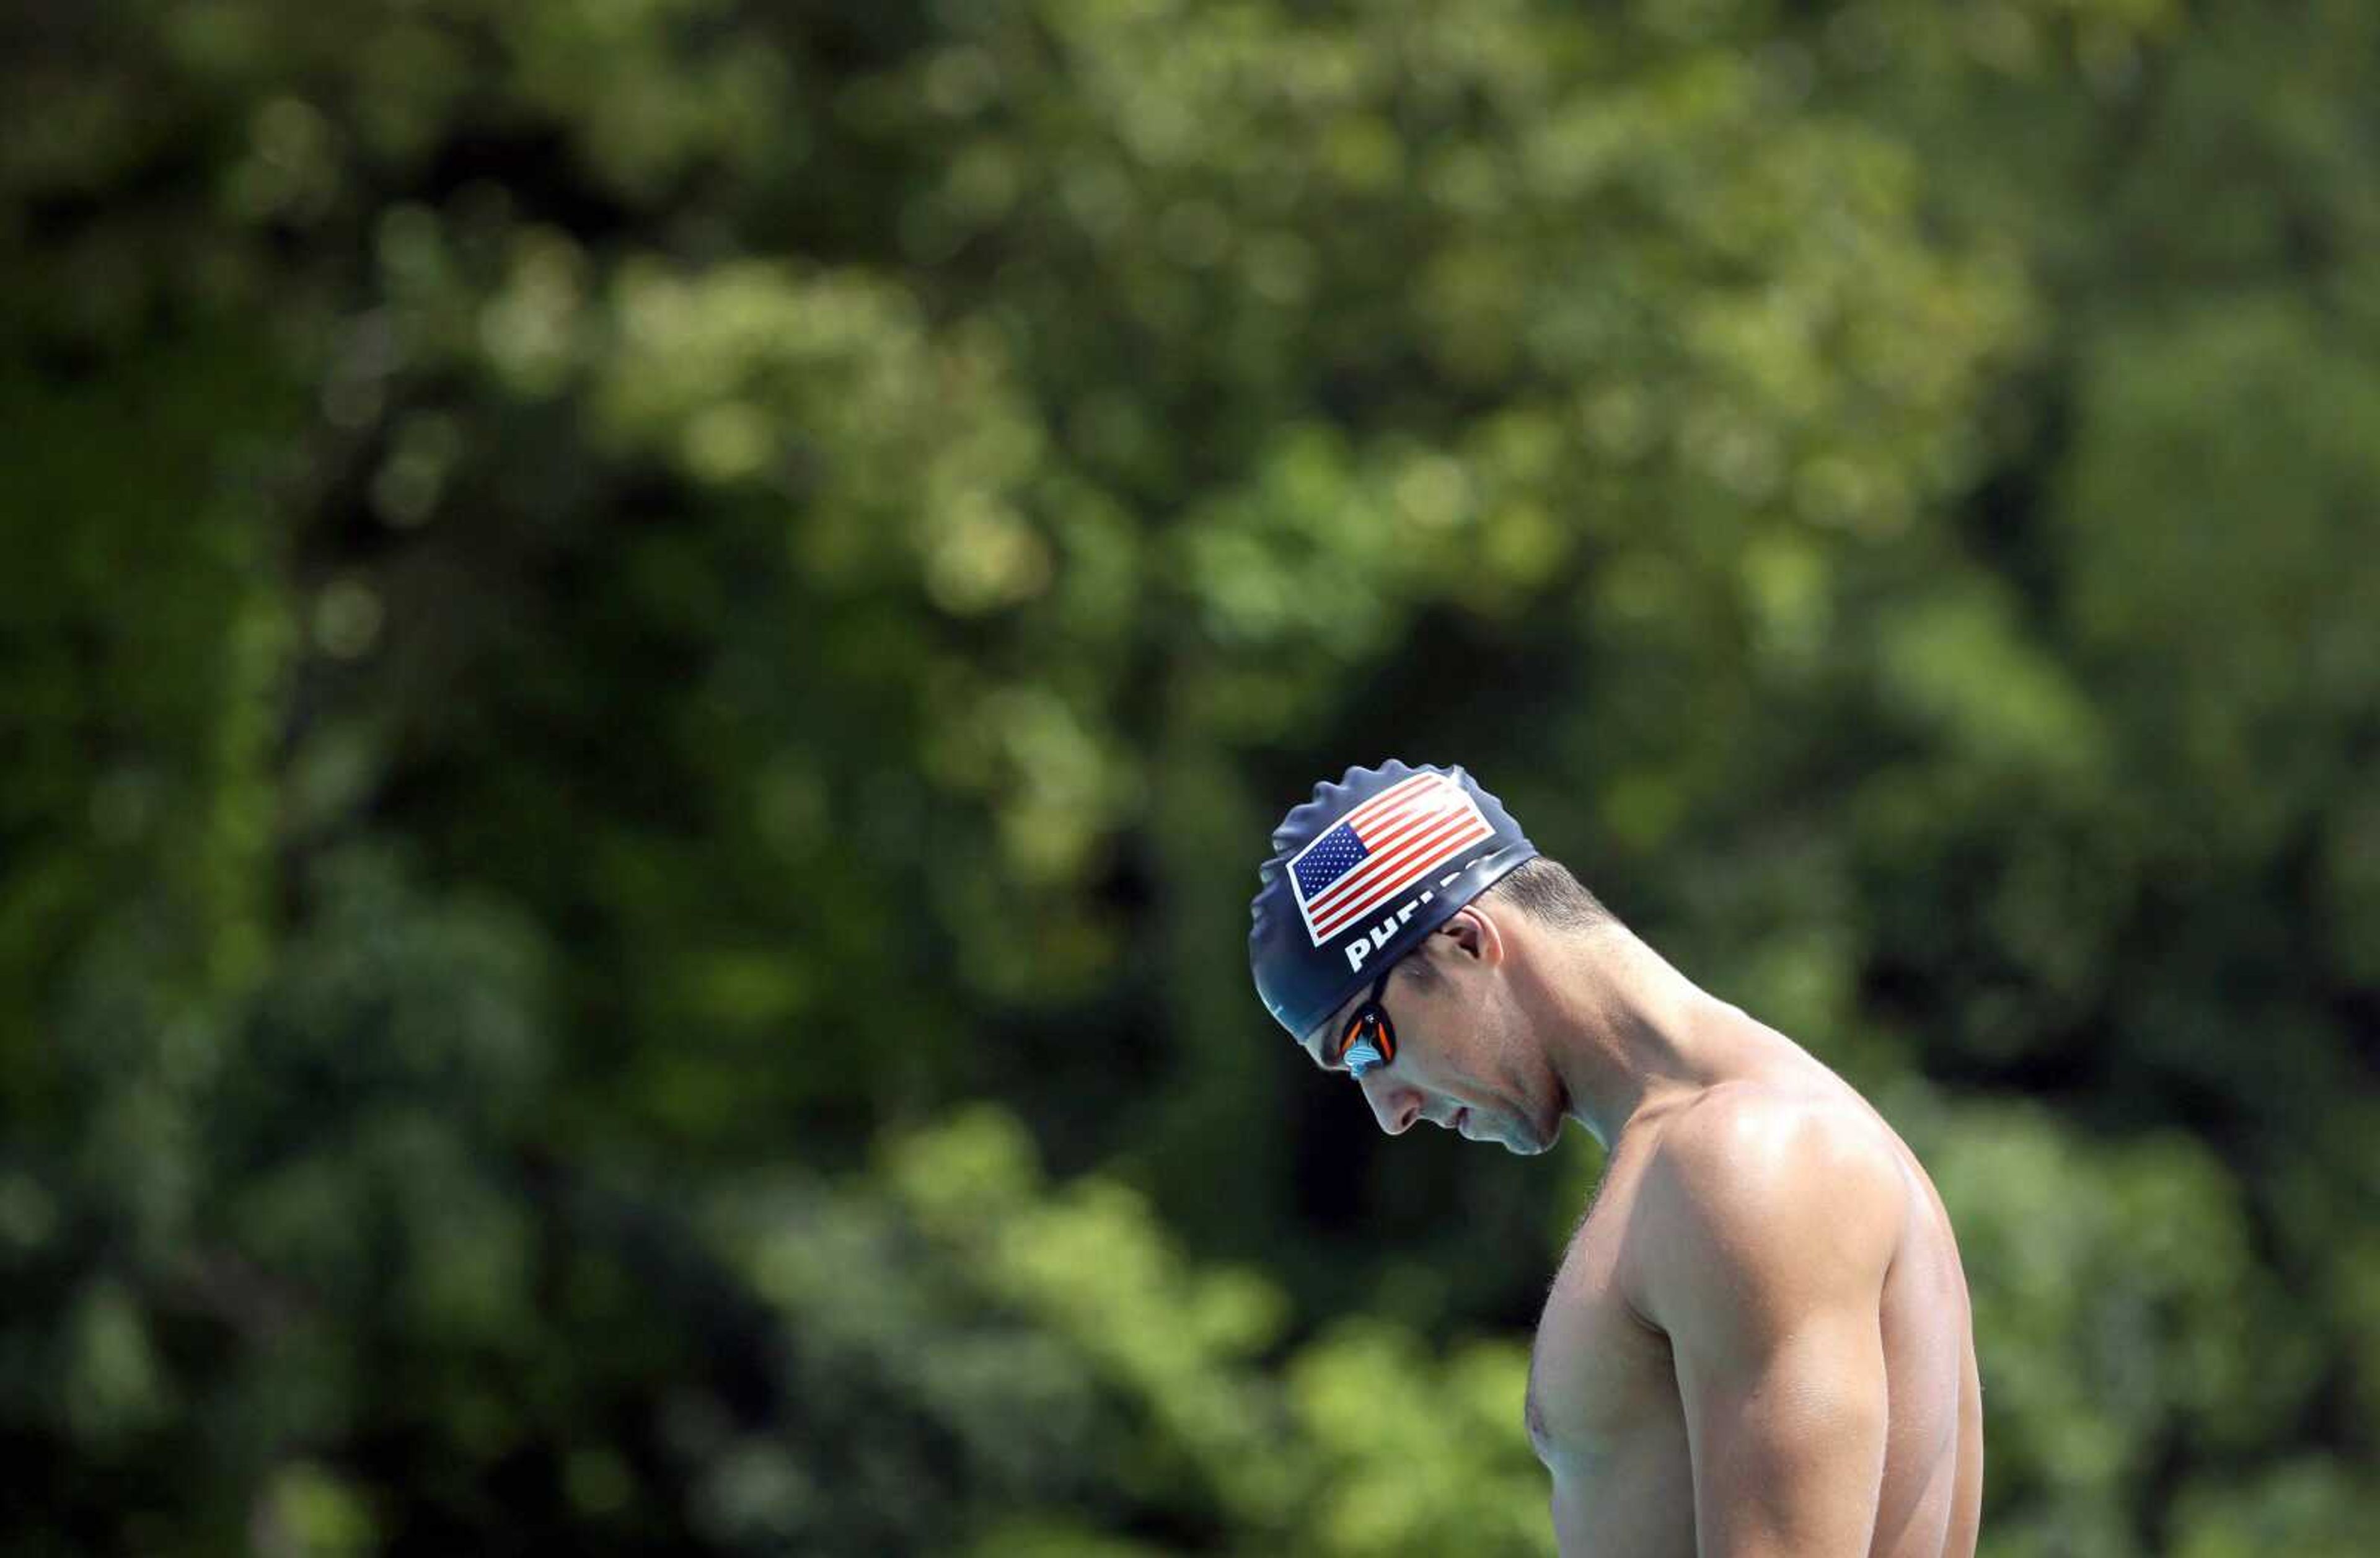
xmin=1633 ymin=1089 xmax=1907 ymax=1558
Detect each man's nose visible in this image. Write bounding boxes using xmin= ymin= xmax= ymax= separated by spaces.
xmin=1361 ymin=1078 xmax=1421 ymax=1135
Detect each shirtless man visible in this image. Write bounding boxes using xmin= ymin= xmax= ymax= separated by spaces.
xmin=1250 ymin=762 xmax=1982 ymax=1556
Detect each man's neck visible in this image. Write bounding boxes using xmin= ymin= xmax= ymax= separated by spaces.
xmin=1527 ymin=923 xmax=1763 ymax=1150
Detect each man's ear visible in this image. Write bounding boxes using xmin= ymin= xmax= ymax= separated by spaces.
xmin=1437 ymin=905 xmax=1506 ymax=967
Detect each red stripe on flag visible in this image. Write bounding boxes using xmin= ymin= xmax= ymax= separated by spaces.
xmin=1343 ymin=791 xmax=1458 ymax=862
xmin=1338 ymin=772 xmax=1440 ymax=837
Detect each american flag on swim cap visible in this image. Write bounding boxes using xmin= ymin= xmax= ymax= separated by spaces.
xmin=1288 ymin=771 xmax=1496 ymax=947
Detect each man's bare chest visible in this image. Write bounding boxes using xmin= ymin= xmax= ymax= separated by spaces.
xmin=1526 ymin=1153 xmax=1700 ymax=1556
xmin=1524 ymin=1158 xmax=1685 ymax=1467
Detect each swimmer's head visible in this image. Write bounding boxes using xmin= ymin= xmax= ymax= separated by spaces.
xmin=1253 ymin=761 xmax=1598 ymax=1153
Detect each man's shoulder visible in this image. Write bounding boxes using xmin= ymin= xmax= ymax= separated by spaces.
xmin=1646 ymin=1081 xmax=1900 ymax=1194
xmin=1631 ymin=1082 xmax=1908 ymax=1323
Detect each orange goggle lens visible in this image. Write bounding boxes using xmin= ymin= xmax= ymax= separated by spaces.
xmin=1333 ymin=967 xmax=1397 ymax=1075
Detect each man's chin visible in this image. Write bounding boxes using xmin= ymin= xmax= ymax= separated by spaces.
xmin=1505 ymin=1110 xmax=1561 ymax=1155
xmin=1469 ymin=1106 xmax=1558 ymax=1156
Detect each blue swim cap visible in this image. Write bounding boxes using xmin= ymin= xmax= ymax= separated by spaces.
xmin=1250 ymin=761 xmax=1538 ymax=1042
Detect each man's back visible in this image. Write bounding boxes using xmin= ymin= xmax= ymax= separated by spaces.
xmin=1527 ymin=1029 xmax=1983 ymax=1556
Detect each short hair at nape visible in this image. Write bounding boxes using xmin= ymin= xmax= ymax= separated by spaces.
xmin=1478 ymin=856 xmax=1616 ymax=933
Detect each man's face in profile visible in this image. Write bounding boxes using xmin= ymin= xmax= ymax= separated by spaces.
xmin=1302 ymin=916 xmax=1561 ymax=1156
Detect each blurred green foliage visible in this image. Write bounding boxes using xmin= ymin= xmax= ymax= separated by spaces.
xmin=4 ymin=0 xmax=2376 ymax=1552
